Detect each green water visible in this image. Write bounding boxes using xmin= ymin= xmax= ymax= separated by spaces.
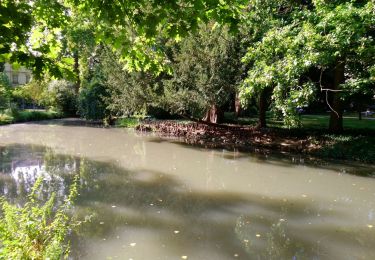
xmin=0 ymin=119 xmax=374 ymax=259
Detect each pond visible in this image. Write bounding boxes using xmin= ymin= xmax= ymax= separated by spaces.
xmin=0 ymin=119 xmax=374 ymax=259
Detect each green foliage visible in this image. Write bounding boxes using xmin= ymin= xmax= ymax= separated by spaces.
xmin=115 ymin=117 xmax=140 ymax=128
xmin=67 ymin=0 xmax=243 ymax=73
xmin=1 ymin=0 xmax=242 ymax=76
xmin=0 ymin=113 xmax=12 ymax=125
xmin=0 ymin=109 xmax=61 ymax=125
xmin=10 ymin=78 xmax=77 ymax=115
xmin=47 ymin=80 xmax=77 ymax=116
xmin=163 ymin=24 xmax=243 ymax=118
xmin=240 ymin=0 xmax=375 ymax=127
xmin=15 ymin=110 xmax=62 ymax=123
xmin=78 ymin=80 xmax=108 ymax=120
xmin=315 ymin=135 xmax=375 ymax=163
xmin=2 ymin=0 xmax=373 ymax=132
xmin=90 ymin=46 xmax=159 ymax=117
xmin=0 ymin=0 xmax=70 ymax=77
xmin=0 ymin=176 xmax=79 ymax=259
xmin=0 ymin=73 xmax=11 ymax=110
xmin=11 ymin=80 xmax=48 ymax=109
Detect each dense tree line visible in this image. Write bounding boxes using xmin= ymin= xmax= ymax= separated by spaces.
xmin=0 ymin=0 xmax=374 ymax=132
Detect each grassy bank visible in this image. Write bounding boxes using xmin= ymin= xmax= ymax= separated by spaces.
xmin=0 ymin=109 xmax=63 ymax=125
xmin=313 ymin=135 xmax=375 ymax=163
xmin=226 ymin=113 xmax=375 ymax=131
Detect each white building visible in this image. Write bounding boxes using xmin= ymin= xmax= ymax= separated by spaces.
xmin=3 ymin=63 xmax=32 ymax=86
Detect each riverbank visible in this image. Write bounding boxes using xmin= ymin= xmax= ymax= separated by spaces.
xmin=0 ymin=109 xmax=62 ymax=125
xmin=135 ymin=120 xmax=375 ymax=164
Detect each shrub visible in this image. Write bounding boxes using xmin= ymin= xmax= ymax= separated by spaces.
xmin=47 ymin=80 xmax=77 ymax=116
xmin=78 ymin=80 xmax=108 ymax=121
xmin=0 ymin=113 xmax=13 ymax=125
xmin=11 ymin=81 xmax=47 ymax=109
xmin=15 ymin=110 xmax=62 ymax=122
xmin=0 ymin=177 xmax=79 ymax=259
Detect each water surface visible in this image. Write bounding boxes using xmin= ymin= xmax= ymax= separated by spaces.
xmin=0 ymin=119 xmax=374 ymax=259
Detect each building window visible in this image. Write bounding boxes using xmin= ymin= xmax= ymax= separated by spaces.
xmin=12 ymin=73 xmax=19 ymax=84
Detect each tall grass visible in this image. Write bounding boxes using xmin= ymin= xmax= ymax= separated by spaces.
xmin=0 ymin=109 xmax=62 ymax=125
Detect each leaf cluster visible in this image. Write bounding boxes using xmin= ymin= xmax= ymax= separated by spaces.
xmin=0 ymin=176 xmax=79 ymax=259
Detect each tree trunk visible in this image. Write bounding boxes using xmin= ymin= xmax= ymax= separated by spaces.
xmin=258 ymin=88 xmax=268 ymax=128
xmin=234 ymin=92 xmax=241 ymax=118
xmin=328 ymin=60 xmax=345 ymax=133
xmin=202 ymin=104 xmax=224 ymax=124
xmin=358 ymin=111 xmax=362 ymax=120
xmin=73 ymin=51 xmax=80 ymax=94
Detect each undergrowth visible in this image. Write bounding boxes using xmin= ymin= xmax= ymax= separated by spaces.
xmin=0 ymin=176 xmax=80 ymax=259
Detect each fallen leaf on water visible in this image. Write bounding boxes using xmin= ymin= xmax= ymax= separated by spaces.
xmin=130 ymin=243 xmax=136 ymax=247
xmin=181 ymin=256 xmax=188 ymax=259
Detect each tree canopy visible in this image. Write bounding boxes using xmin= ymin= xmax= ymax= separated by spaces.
xmin=0 ymin=0 xmax=243 ymax=75
xmin=240 ymin=0 xmax=375 ymax=131
xmin=1 ymin=0 xmax=374 ymax=132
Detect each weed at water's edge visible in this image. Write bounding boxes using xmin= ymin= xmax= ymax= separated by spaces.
xmin=115 ymin=117 xmax=140 ymax=128
xmin=0 ymin=176 xmax=80 ymax=259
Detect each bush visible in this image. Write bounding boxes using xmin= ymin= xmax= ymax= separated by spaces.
xmin=0 ymin=177 xmax=79 ymax=259
xmin=11 ymin=86 xmax=33 ymax=108
xmin=0 ymin=113 xmax=13 ymax=125
xmin=47 ymin=80 xmax=77 ymax=116
xmin=11 ymin=81 xmax=48 ymax=109
xmin=15 ymin=110 xmax=62 ymax=122
xmin=78 ymin=80 xmax=108 ymax=121
xmin=0 ymin=108 xmax=62 ymax=125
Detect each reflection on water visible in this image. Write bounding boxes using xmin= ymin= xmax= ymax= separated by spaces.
xmin=0 ymin=122 xmax=375 ymax=259
xmin=0 ymin=145 xmax=374 ymax=259
xmin=0 ymin=145 xmax=77 ymax=204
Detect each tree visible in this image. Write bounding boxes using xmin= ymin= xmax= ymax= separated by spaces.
xmin=163 ymin=24 xmax=243 ymax=123
xmin=78 ymin=80 xmax=108 ymax=121
xmin=0 ymin=0 xmax=70 ymax=76
xmin=83 ymin=46 xmax=160 ymax=118
xmin=241 ymin=0 xmax=375 ymax=132
xmin=62 ymin=19 xmax=97 ymax=93
xmin=1 ymin=0 xmax=243 ymax=76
